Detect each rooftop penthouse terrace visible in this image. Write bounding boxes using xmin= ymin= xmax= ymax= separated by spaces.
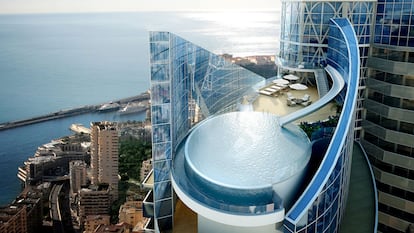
xmin=147 ymin=20 xmax=377 ymax=232
xmin=252 ymin=76 xmax=337 ymax=124
xmin=166 ymin=74 xmax=375 ymax=233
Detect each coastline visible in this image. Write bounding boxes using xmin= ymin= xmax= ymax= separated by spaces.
xmin=0 ymin=92 xmax=150 ymax=131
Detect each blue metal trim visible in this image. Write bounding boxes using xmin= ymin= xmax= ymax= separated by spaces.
xmin=286 ymin=18 xmax=360 ymax=223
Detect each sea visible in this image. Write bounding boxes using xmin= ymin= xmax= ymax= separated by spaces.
xmin=0 ymin=11 xmax=279 ymax=205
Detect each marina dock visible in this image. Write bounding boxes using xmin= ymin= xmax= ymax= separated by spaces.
xmin=0 ymin=92 xmax=150 ymax=131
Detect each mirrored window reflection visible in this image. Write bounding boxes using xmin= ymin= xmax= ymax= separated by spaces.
xmin=150 ymin=31 xmax=169 ymax=42
xmin=151 ymin=64 xmax=169 ymax=81
xmin=280 ymin=1 xmax=373 ymax=68
xmin=154 ymin=181 xmax=172 ymax=200
xmin=156 ymin=214 xmax=173 ymax=230
xmin=151 ymin=83 xmax=170 ymax=105
xmin=286 ymin=18 xmax=357 ymax=233
xmin=153 ymin=142 xmax=171 ymax=161
xmin=149 ymin=31 xmax=265 ymax=231
xmin=151 ymin=104 xmax=170 ymax=125
xmin=374 ymin=1 xmax=414 ymax=46
xmin=154 ymin=160 xmax=171 ymax=182
xmin=150 ymin=43 xmax=169 ymax=63
xmin=152 ymin=124 xmax=170 ymax=144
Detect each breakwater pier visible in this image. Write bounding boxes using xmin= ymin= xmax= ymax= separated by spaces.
xmin=0 ymin=92 xmax=150 ymax=131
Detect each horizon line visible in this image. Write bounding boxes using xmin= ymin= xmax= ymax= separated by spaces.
xmin=0 ymin=8 xmax=281 ymax=16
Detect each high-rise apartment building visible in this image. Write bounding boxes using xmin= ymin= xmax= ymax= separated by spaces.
xmin=361 ymin=1 xmax=414 ymax=232
xmin=70 ymin=160 xmax=88 ymax=194
xmin=278 ymin=0 xmax=375 ymax=139
xmin=79 ymin=184 xmax=112 ymax=226
xmin=279 ymin=0 xmax=414 ymax=231
xmin=145 ymin=0 xmax=414 ymax=232
xmin=0 ymin=205 xmax=27 ymax=233
xmin=0 ymin=187 xmax=43 ymax=233
xmin=144 ymin=17 xmax=366 ymax=232
xmin=90 ymin=121 xmax=119 ymax=201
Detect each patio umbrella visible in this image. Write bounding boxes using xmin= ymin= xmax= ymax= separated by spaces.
xmin=283 ymin=74 xmax=300 ymax=81
xmin=272 ymin=79 xmax=290 ymax=85
xmin=289 ymin=83 xmax=308 ymax=90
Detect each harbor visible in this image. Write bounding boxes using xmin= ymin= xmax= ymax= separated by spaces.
xmin=0 ymin=91 xmax=150 ymax=131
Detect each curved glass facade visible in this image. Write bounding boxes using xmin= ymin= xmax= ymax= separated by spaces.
xmin=374 ymin=0 xmax=414 ymax=47
xmin=148 ymin=18 xmax=362 ymax=231
xmin=283 ymin=18 xmax=361 ymax=233
xmin=279 ymin=0 xmax=374 ymax=69
xmin=279 ymin=0 xmax=375 ymax=139
xmin=363 ymin=1 xmax=414 ymax=232
xmin=149 ymin=32 xmax=265 ymax=231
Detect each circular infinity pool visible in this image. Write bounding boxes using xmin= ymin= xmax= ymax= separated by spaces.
xmin=184 ymin=111 xmax=311 ymax=204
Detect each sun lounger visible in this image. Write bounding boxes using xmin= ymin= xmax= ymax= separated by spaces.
xmin=259 ymin=90 xmax=273 ymax=96
xmin=271 ymin=85 xmax=282 ymax=90
xmin=275 ymin=83 xmax=288 ymax=89
xmin=266 ymin=87 xmax=279 ymax=92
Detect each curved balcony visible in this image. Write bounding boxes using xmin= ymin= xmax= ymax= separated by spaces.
xmin=172 ymin=111 xmax=311 ymax=227
xmin=285 ymin=18 xmax=361 ymax=228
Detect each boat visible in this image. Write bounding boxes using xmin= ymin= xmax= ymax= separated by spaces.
xmin=98 ymin=102 xmax=120 ymax=112
xmin=69 ymin=123 xmax=91 ymax=134
xmin=118 ymin=102 xmax=147 ymax=115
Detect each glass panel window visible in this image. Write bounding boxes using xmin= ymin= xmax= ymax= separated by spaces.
xmin=383 ymin=95 xmax=400 ymax=108
xmin=402 ymin=99 xmax=414 ymax=110
xmin=387 ymin=50 xmax=405 ymax=62
xmin=405 ymin=75 xmax=414 ymax=87
xmin=154 ymin=181 xmax=172 ymax=200
xmin=385 ymin=73 xmax=403 ymax=85
xmin=381 ymin=116 xmax=398 ymax=130
xmin=150 ymin=43 xmax=169 ymax=63
xmin=378 ymin=137 xmax=395 ymax=152
xmin=366 ymin=110 xmax=380 ymax=124
xmin=151 ymin=83 xmax=170 ymax=105
xmin=152 ymin=124 xmax=171 ymax=144
xmin=396 ymin=144 xmax=412 ymax=157
xmin=156 ymin=216 xmax=173 ymax=231
xmin=153 ymin=142 xmax=171 ymax=161
xmin=152 ymin=104 xmax=170 ymax=125
xmin=154 ymin=160 xmax=171 ymax=182
xmin=408 ymin=52 xmax=414 ymax=63
xmin=364 ymin=132 xmax=379 ymax=145
xmin=151 ymin=64 xmax=169 ymax=81
xmin=368 ymin=90 xmax=383 ymax=102
xmin=155 ymin=199 xmax=173 ymax=217
xmin=400 ymin=122 xmax=414 ymax=134
xmin=373 ymin=70 xmax=386 ymax=81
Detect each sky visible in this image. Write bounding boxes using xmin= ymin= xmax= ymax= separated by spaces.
xmin=0 ymin=0 xmax=280 ymax=14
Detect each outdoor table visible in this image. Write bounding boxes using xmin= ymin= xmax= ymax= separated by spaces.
xmin=272 ymin=79 xmax=290 ymax=85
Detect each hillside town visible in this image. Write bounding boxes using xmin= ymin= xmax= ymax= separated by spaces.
xmin=1 ymin=120 xmax=153 ymax=233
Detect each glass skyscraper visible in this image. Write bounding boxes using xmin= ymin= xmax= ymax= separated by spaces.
xmin=279 ymin=0 xmax=414 ymax=232
xmin=278 ymin=0 xmax=414 ymax=231
xmin=147 ymin=31 xmax=265 ymax=231
xmin=144 ymin=0 xmax=414 ymax=232
xmin=145 ymin=17 xmax=364 ymax=232
xmin=283 ymin=18 xmax=361 ymax=233
xmin=362 ymin=0 xmax=414 ymax=232
xmin=278 ymin=0 xmax=375 ymax=139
